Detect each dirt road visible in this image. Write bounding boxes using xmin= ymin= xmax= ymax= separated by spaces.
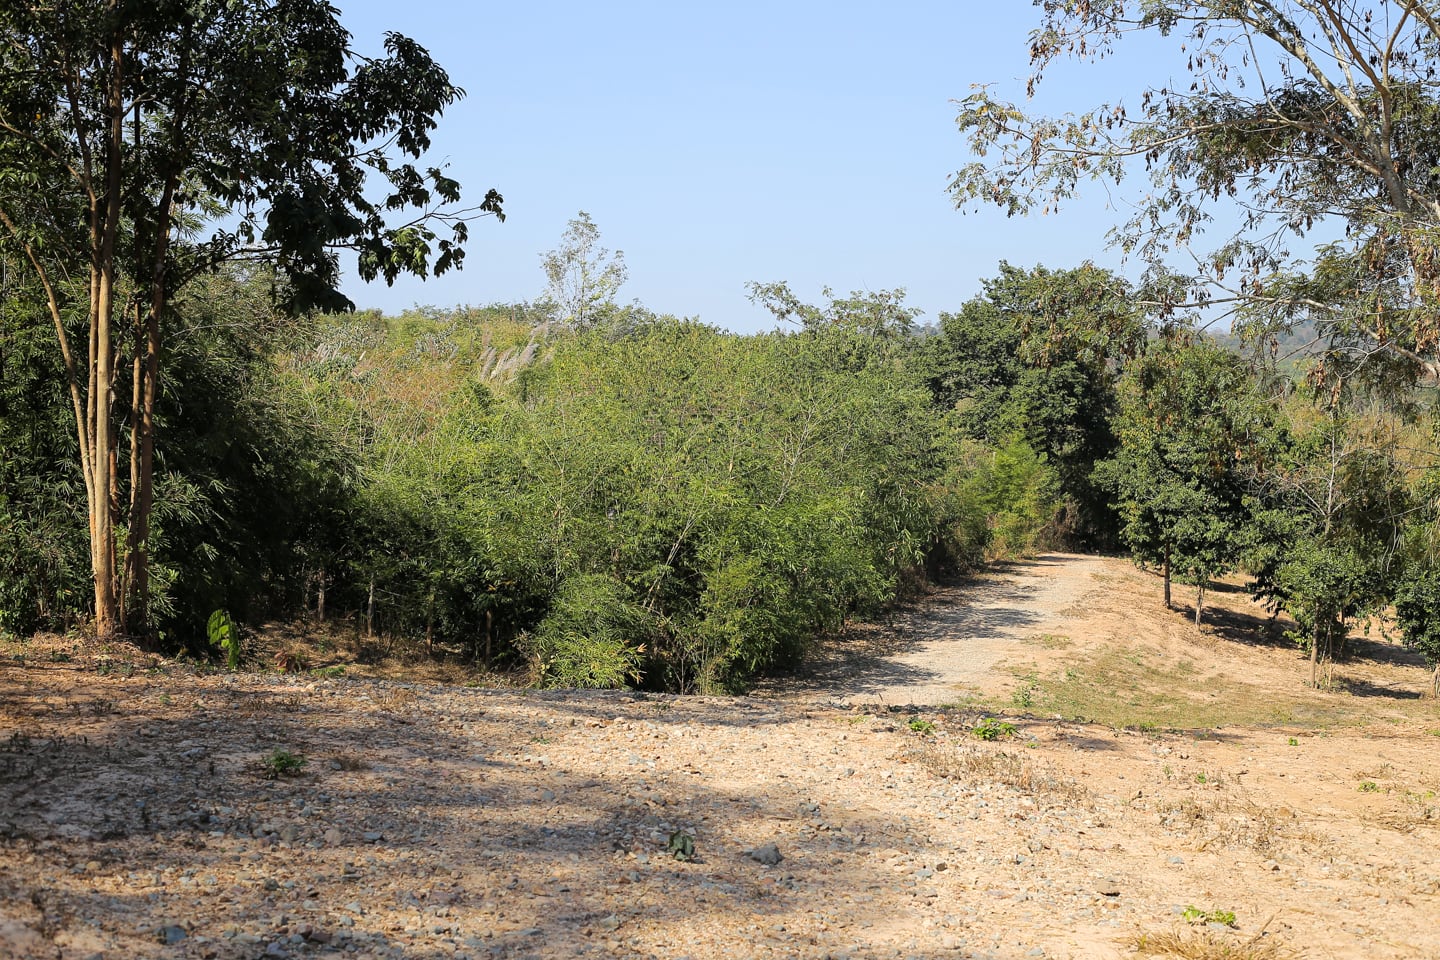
xmin=776 ymin=554 xmax=1111 ymax=706
xmin=2 ymin=554 xmax=1438 ymax=960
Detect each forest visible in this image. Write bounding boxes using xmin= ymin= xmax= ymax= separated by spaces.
xmin=3 ymin=0 xmax=1440 ymax=697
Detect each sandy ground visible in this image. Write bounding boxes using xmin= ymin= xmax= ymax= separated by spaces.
xmin=2 ymin=555 xmax=1439 ymax=960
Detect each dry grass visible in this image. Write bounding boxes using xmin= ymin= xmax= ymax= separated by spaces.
xmin=329 ymin=752 xmax=371 ymax=771
xmin=1130 ymin=928 xmax=1299 ymax=960
xmin=1154 ymin=797 xmax=1285 ymax=853
xmin=911 ymin=741 xmax=1088 ymax=803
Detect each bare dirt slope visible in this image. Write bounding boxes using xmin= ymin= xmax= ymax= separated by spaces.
xmin=2 ymin=555 xmax=1439 ymax=960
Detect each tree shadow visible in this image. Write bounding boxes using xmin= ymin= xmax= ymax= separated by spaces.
xmin=1336 ymin=677 xmax=1424 ymax=700
xmin=1199 ymin=604 xmax=1293 ymax=651
xmin=0 ymin=667 xmax=1028 ymax=960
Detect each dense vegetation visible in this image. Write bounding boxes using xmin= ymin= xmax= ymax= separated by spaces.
xmin=5 ymin=1 xmax=1440 ymax=696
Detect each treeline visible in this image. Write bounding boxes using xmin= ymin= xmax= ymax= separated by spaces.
xmin=5 ymin=258 xmax=1440 ymax=694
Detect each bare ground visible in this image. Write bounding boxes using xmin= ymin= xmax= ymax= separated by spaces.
xmin=2 ymin=554 xmax=1439 ymax=960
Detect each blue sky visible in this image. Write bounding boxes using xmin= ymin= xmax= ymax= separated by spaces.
xmin=332 ymin=2 xmax=1182 ymax=332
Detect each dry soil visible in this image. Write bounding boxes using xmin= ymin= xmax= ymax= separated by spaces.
xmin=2 ymin=554 xmax=1438 ymax=960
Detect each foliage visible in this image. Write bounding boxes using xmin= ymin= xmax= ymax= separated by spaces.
xmin=540 ymin=212 xmax=628 ymax=329
xmin=206 ymin=610 xmax=241 ymax=672
xmin=260 ymin=749 xmax=307 ymax=779
xmin=971 ymin=717 xmax=1018 ymax=741
xmin=962 ymin=435 xmax=1060 ymax=559
xmin=0 ymin=0 xmax=501 ymax=638
xmin=1098 ymin=336 xmax=1273 ymax=621
xmin=924 ymin=262 xmax=1145 ymax=548
xmin=1182 ymin=907 xmax=1237 ymax=929
xmin=1393 ymin=566 xmax=1440 ymax=696
xmin=952 ymin=1 xmax=1440 ymax=387
xmin=1246 ymin=402 xmax=1409 ymax=683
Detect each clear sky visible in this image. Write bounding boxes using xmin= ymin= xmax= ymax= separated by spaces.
xmin=330 ymin=1 xmax=1182 ymax=333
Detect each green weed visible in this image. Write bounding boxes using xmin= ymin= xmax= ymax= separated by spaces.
xmin=261 ymin=749 xmax=307 ymax=779
xmin=972 ymin=717 xmax=1018 ymax=741
xmin=1182 ymin=906 xmax=1238 ymax=928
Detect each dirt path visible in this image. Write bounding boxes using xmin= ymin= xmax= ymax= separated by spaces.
xmin=773 ymin=554 xmax=1111 ymax=706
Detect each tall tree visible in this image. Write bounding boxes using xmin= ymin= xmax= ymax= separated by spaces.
xmin=1098 ymin=336 xmax=1273 ymax=623
xmin=925 ymin=262 xmax=1145 ymax=548
xmin=952 ymin=1 xmax=1440 ymax=386
xmin=539 ymin=212 xmax=627 ymax=329
xmin=0 ymin=0 xmax=502 ymax=638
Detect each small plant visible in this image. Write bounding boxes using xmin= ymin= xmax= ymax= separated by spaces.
xmin=1011 ymin=672 xmax=1040 ymax=709
xmin=971 ymin=717 xmax=1018 ymax=741
xmin=207 ymin=609 xmax=241 ymax=671
xmin=311 ymin=665 xmax=346 ymax=679
xmin=907 ymin=717 xmax=936 ymax=735
xmin=261 ymin=749 xmax=307 ymax=779
xmin=1358 ymin=780 xmax=1380 ymax=793
xmin=1287 ymin=737 xmax=1299 ymax=747
xmin=1182 ymin=906 xmax=1237 ymax=928
xmin=1195 ymin=773 xmax=1208 ymax=784
xmin=665 ymin=830 xmax=695 ymax=862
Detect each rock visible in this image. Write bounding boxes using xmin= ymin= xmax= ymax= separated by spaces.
xmin=1027 ymin=839 xmax=1045 ymax=853
xmin=323 ymin=828 xmax=343 ymax=846
xmin=157 ymin=924 xmax=188 ymax=944
xmin=362 ymin=831 xmax=383 ymax=843
xmin=1094 ymin=880 xmax=1121 ymax=897
xmin=1263 ymin=859 xmax=1280 ymax=872
xmin=264 ymin=942 xmax=289 ymax=957
xmin=748 ymin=843 xmax=784 ymax=866
xmin=598 ymin=915 xmax=621 ymax=932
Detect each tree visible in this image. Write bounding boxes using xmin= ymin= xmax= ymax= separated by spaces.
xmin=540 ymin=212 xmax=627 ymax=329
xmin=1098 ymin=337 xmax=1272 ymax=623
xmin=952 ymin=1 xmax=1440 ymax=385
xmin=925 ymin=262 xmax=1145 ymax=548
xmin=0 ymin=0 xmax=502 ymax=639
xmin=1247 ymin=401 xmax=1409 ymax=686
xmin=1394 ymin=565 xmax=1440 ymax=697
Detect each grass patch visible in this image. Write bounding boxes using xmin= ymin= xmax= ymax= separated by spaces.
xmin=990 ymin=643 xmax=1440 ymax=730
xmin=912 ymin=742 xmax=1087 ymax=802
xmin=1130 ymin=929 xmax=1296 ymax=960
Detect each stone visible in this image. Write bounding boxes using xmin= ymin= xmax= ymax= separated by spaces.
xmin=157 ymin=925 xmax=188 ymax=944
xmin=749 ymin=843 xmax=784 ymax=866
xmin=1094 ymin=880 xmax=1121 ymax=897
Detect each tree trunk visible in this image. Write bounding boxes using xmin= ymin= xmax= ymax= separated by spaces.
xmin=1309 ymin=623 xmax=1322 ymax=688
xmin=1194 ymin=581 xmax=1204 ymax=627
xmin=366 ymin=579 xmax=376 ymax=638
xmin=87 ymin=16 xmax=126 ymax=640
xmin=483 ymin=609 xmax=493 ymax=667
xmin=124 ymin=297 xmax=160 ymax=630
xmin=1162 ymin=547 xmax=1172 ymax=608
xmin=316 ymin=569 xmax=327 ymax=623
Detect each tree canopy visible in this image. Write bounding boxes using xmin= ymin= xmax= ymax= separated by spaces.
xmin=0 ymin=0 xmax=502 ymax=637
xmin=952 ymin=0 xmax=1440 ymax=385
